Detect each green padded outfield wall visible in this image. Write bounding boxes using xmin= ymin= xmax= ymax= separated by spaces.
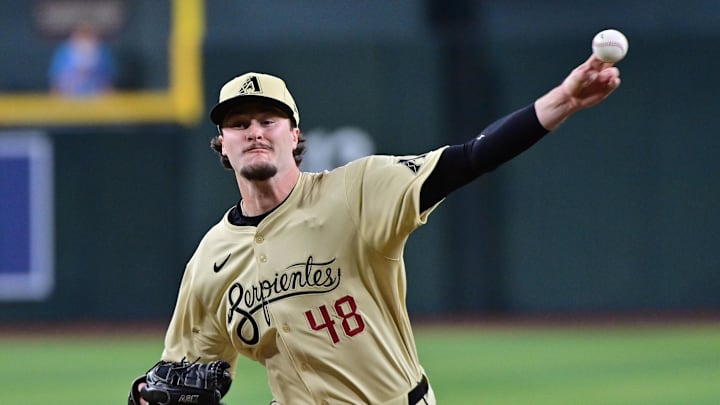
xmin=1 ymin=1 xmax=719 ymax=321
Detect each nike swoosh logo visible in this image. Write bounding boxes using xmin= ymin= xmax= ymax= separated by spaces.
xmin=213 ymin=253 xmax=231 ymax=273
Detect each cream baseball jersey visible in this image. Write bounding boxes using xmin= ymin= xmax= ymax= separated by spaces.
xmin=161 ymin=147 xmax=446 ymax=404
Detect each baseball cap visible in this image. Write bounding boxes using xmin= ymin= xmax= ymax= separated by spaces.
xmin=210 ymin=72 xmax=300 ymax=126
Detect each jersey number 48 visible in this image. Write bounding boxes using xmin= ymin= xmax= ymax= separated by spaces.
xmin=304 ymin=295 xmax=366 ymax=344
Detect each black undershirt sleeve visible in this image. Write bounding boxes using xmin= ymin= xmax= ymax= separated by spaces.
xmin=419 ymin=103 xmax=550 ymax=212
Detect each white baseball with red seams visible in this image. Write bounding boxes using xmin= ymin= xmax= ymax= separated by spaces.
xmin=592 ymin=29 xmax=629 ymax=63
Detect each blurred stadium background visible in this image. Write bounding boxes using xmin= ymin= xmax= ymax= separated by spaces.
xmin=1 ymin=1 xmax=719 ymax=403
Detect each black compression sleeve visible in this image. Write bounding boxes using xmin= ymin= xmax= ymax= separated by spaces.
xmin=419 ymin=103 xmax=549 ymax=211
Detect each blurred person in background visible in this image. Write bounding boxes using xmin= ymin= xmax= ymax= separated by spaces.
xmin=48 ymin=24 xmax=115 ymax=97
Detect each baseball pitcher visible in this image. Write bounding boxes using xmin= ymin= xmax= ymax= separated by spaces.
xmin=128 ymin=53 xmax=620 ymax=404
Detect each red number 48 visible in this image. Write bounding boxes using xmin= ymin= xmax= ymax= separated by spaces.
xmin=305 ymin=295 xmax=366 ymax=344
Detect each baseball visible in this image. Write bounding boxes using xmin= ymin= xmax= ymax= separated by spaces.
xmin=592 ymin=29 xmax=628 ymax=63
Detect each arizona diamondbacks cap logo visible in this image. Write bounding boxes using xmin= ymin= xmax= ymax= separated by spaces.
xmin=398 ymin=154 xmax=427 ymax=174
xmin=237 ymin=76 xmax=262 ymax=95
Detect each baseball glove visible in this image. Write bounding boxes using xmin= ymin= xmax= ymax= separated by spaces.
xmin=128 ymin=359 xmax=233 ymax=405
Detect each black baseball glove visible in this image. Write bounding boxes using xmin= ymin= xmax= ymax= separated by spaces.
xmin=128 ymin=359 xmax=233 ymax=405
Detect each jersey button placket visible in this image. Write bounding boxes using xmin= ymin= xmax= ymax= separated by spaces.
xmin=254 ymin=233 xmax=268 ymax=263
xmin=253 ymin=233 xmax=272 ymax=325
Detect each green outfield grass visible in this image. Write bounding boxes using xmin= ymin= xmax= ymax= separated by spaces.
xmin=1 ymin=322 xmax=718 ymax=404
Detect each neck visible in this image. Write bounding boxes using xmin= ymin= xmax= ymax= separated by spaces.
xmin=237 ymin=169 xmax=300 ymax=216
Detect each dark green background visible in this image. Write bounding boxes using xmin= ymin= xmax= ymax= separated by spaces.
xmin=1 ymin=1 xmax=719 ymax=321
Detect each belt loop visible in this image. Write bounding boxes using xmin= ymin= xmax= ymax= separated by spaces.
xmin=407 ymin=375 xmax=429 ymax=404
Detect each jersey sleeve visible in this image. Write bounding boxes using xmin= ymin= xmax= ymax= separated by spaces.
xmin=342 ymin=147 xmax=447 ymax=258
xmin=160 ymin=253 xmax=240 ymax=376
